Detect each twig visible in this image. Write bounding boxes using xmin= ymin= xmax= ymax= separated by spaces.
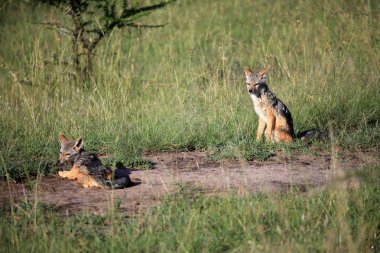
xmin=125 ymin=22 xmax=167 ymax=29
xmin=0 ymin=60 xmax=32 ymax=86
xmin=32 ymin=21 xmax=72 ymax=36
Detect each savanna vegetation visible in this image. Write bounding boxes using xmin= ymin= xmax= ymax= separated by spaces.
xmin=0 ymin=0 xmax=379 ymax=252
xmin=1 ymin=166 xmax=379 ymax=252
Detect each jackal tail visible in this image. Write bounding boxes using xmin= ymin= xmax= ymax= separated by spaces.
xmin=103 ymin=177 xmax=132 ymax=190
xmin=296 ymin=129 xmax=324 ymax=141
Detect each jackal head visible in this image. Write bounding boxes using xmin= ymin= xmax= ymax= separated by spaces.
xmin=245 ymin=66 xmax=270 ymax=97
xmin=58 ymin=133 xmax=84 ymax=165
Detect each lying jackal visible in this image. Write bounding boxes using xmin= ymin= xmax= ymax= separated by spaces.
xmin=245 ymin=66 xmax=319 ymax=143
xmin=58 ymin=133 xmax=131 ymax=189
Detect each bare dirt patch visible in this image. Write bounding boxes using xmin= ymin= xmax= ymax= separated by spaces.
xmin=1 ymin=149 xmax=379 ymax=216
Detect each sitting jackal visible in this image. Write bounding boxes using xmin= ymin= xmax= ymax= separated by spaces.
xmin=245 ymin=67 xmax=294 ymax=142
xmin=245 ymin=66 xmax=319 ymax=143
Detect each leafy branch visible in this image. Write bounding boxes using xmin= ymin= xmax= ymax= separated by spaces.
xmin=31 ymin=0 xmax=176 ymax=77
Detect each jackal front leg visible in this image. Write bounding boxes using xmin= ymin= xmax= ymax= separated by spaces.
xmin=265 ymin=112 xmax=276 ymax=142
xmin=58 ymin=166 xmax=80 ymax=180
xmin=256 ymin=119 xmax=266 ymax=141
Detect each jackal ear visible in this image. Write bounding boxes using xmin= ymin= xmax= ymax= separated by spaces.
xmin=258 ymin=66 xmax=271 ymax=77
xmin=58 ymin=133 xmax=69 ymax=144
xmin=245 ymin=66 xmax=253 ymax=78
xmin=73 ymin=137 xmax=84 ymax=151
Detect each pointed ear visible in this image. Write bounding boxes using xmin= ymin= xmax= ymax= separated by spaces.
xmin=59 ymin=133 xmax=69 ymax=144
xmin=258 ymin=65 xmax=271 ymax=77
xmin=245 ymin=66 xmax=253 ymax=78
xmin=73 ymin=137 xmax=84 ymax=151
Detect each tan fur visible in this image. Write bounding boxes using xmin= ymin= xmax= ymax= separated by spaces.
xmin=257 ymin=65 xmax=271 ymax=77
xmin=58 ymin=166 xmax=80 ymax=180
xmin=245 ymin=66 xmax=295 ymax=143
xmin=256 ymin=119 xmax=266 ymax=141
xmin=58 ymin=133 xmax=69 ymax=143
xmin=58 ymin=165 xmax=105 ymax=188
xmin=58 ymin=134 xmax=129 ymax=189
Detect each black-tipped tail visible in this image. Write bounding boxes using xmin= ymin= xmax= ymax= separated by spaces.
xmin=104 ymin=176 xmax=132 ymax=190
xmin=113 ymin=176 xmax=132 ymax=189
xmin=296 ymin=129 xmax=324 ymax=141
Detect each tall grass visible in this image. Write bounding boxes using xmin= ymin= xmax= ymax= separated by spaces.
xmin=0 ymin=0 xmax=379 ymax=178
xmin=1 ymin=165 xmax=379 ymax=252
xmin=0 ymin=2 xmax=379 ymax=251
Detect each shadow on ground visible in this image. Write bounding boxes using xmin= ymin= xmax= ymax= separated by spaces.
xmin=1 ymin=149 xmax=379 ymax=216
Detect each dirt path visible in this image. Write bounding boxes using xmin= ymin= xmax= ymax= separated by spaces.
xmin=1 ymin=149 xmax=379 ymax=216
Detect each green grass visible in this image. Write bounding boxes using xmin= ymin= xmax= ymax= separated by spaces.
xmin=1 ymin=165 xmax=379 ymax=252
xmin=0 ymin=0 xmax=379 ymax=179
xmin=0 ymin=0 xmax=379 ymax=251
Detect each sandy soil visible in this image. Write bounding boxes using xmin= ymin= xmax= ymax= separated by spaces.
xmin=1 ymin=149 xmax=379 ymax=216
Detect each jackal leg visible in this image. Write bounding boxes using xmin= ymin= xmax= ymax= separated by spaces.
xmin=274 ymin=117 xmax=294 ymax=143
xmin=274 ymin=129 xmax=293 ymax=143
xmin=256 ymin=119 xmax=266 ymax=141
xmin=265 ymin=112 xmax=276 ymax=142
xmin=82 ymin=179 xmax=105 ymax=189
xmin=77 ymin=174 xmax=105 ymax=189
xmin=58 ymin=166 xmax=80 ymax=180
xmin=82 ymin=179 xmax=102 ymax=189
